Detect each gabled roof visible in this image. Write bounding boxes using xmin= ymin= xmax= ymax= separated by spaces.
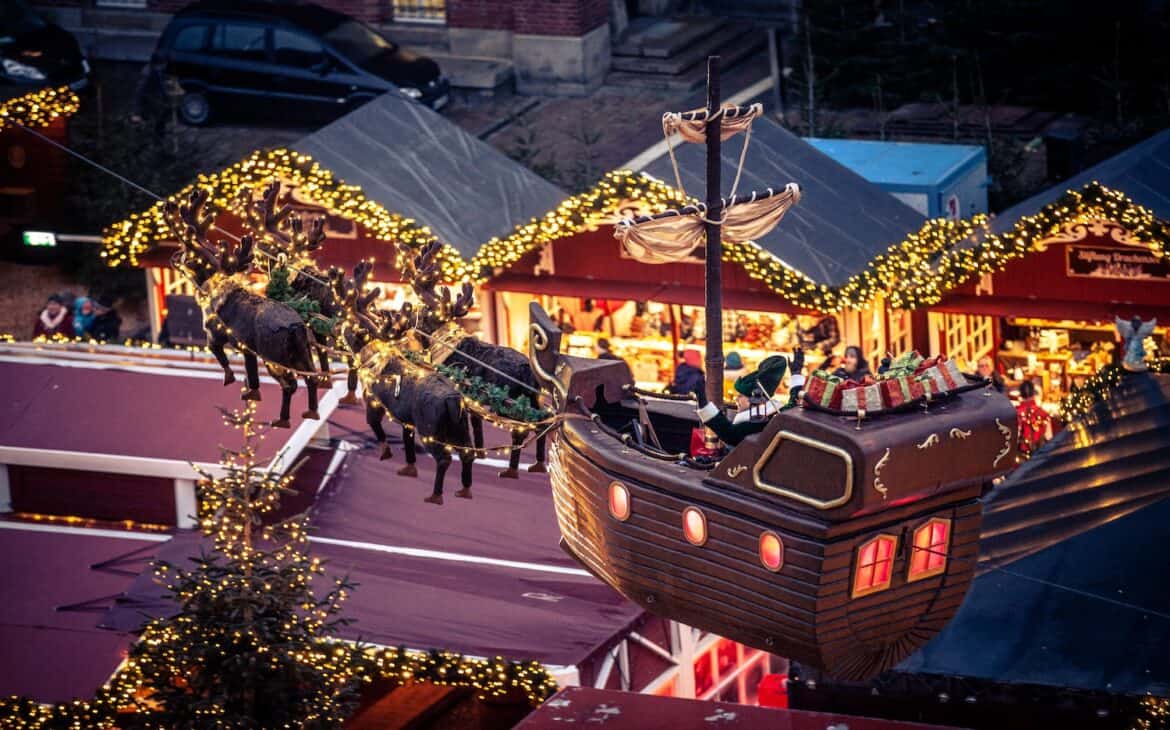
xmin=641 ymin=117 xmax=925 ymax=286
xmin=992 ymin=129 xmax=1170 ymax=233
xmin=293 ymin=94 xmax=567 ymax=259
xmin=899 ymin=373 xmax=1170 ymax=696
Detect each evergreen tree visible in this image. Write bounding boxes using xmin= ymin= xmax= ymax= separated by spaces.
xmin=114 ymin=403 xmax=365 ymax=728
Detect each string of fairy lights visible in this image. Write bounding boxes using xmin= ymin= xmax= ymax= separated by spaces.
xmin=1058 ymin=357 xmax=1170 ymax=421
xmin=0 ymin=86 xmax=79 ymax=130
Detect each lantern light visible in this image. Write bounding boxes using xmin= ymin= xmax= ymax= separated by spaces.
xmin=759 ymin=531 xmax=784 ymax=571
xmin=682 ymin=506 xmax=708 ymax=546
xmin=608 ymin=481 xmax=631 ymax=521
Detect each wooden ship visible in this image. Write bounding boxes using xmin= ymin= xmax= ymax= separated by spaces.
xmin=527 ymin=57 xmax=1020 ymax=681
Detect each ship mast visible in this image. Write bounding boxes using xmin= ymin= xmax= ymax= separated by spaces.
xmin=703 ymin=56 xmax=724 ymax=407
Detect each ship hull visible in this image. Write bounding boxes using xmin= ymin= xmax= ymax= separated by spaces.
xmin=550 ymin=422 xmax=983 ymax=681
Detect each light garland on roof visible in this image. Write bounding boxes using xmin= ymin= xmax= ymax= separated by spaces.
xmin=0 ymin=86 xmax=79 ymax=131
xmin=1058 ymin=358 xmax=1170 ymax=421
xmin=99 ymin=148 xmax=465 ymax=274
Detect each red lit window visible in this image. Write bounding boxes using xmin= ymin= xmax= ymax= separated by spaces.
xmin=682 ymin=506 xmax=708 ymax=546
xmin=908 ymin=518 xmax=951 ymax=581
xmin=852 ymin=534 xmax=897 ymax=597
xmin=608 ymin=481 xmax=631 ymax=521
xmin=759 ymin=531 xmax=784 ymax=572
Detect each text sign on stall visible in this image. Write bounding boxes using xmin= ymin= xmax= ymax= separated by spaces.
xmin=1066 ymin=245 xmax=1170 ymax=282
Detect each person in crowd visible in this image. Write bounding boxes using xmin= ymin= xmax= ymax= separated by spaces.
xmin=596 ymin=338 xmax=621 ymax=361
xmin=668 ymin=348 xmax=705 ymax=395
xmin=629 ymin=302 xmax=647 ymax=337
xmin=833 ymin=345 xmax=871 ymax=383
xmin=799 ymin=315 xmax=841 ymax=355
xmin=692 ymin=348 xmax=805 ymax=447
xmin=976 ymin=355 xmax=1005 ymax=392
xmin=73 ymin=297 xmax=97 ymax=338
xmin=1015 ymin=380 xmax=1053 ymax=458
xmin=89 ymin=296 xmax=122 ymax=342
xmin=33 ymin=294 xmax=74 ymax=338
xmin=556 ymin=307 xmax=575 ymax=334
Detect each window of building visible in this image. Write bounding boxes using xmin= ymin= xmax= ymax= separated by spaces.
xmin=908 ymin=518 xmax=951 ymax=581
xmin=210 ymin=23 xmax=267 ymax=61
xmin=273 ymin=29 xmax=326 ymax=68
xmin=852 ymin=534 xmax=897 ymax=598
xmin=888 ymin=308 xmax=913 ymax=355
xmin=97 ymin=0 xmax=147 ymax=8
xmin=392 ymin=0 xmax=446 ymax=23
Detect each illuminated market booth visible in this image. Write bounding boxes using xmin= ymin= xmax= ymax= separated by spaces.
xmin=101 ymin=92 xmax=565 ymax=341
xmin=480 ymin=117 xmax=925 ymax=393
xmin=923 ymin=129 xmax=1170 ymax=411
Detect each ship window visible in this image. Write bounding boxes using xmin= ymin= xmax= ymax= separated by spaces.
xmin=608 ymin=481 xmax=631 ymax=521
xmin=908 ymin=518 xmax=951 ymax=581
xmin=759 ymin=531 xmax=784 ymax=572
xmin=682 ymin=506 xmax=708 ymax=546
xmin=852 ymin=534 xmax=897 ymax=598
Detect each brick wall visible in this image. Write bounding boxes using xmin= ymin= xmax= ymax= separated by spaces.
xmin=447 ymin=0 xmax=514 ymax=31
xmin=451 ymin=0 xmax=608 ymax=35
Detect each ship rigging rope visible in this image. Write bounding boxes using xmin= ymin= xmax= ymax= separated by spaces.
xmin=662 ymin=103 xmax=763 ymax=205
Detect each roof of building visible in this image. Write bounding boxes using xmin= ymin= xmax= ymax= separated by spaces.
xmin=992 ymin=128 xmax=1170 ymax=233
xmin=292 ymin=94 xmax=567 ymax=259
xmin=0 ymin=346 xmax=338 ymax=475
xmin=516 ymin=687 xmax=963 ymax=729
xmin=641 ymin=117 xmax=925 ymax=287
xmin=899 ymin=372 xmax=1170 ymax=696
xmin=804 ymin=138 xmax=985 ymax=189
xmin=0 ymin=525 xmax=164 ymax=703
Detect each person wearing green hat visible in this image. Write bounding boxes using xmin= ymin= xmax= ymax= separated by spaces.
xmin=692 ymin=348 xmax=805 ymax=447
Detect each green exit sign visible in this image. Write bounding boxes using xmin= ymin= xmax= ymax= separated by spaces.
xmin=22 ymin=231 xmax=56 ymax=248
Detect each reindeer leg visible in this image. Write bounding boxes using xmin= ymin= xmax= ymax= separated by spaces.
xmin=340 ymin=358 xmax=362 ymax=406
xmin=528 ymin=434 xmax=548 ymax=473
xmin=455 ymin=448 xmax=474 ymax=500
xmin=471 ymin=416 xmax=485 ymax=458
xmin=498 ymin=430 xmax=523 ymax=479
xmin=209 ymin=334 xmax=235 ymax=386
xmin=242 ymin=353 xmax=262 ymax=401
xmin=397 ymin=427 xmax=419 ymax=477
xmin=424 ymin=444 xmax=450 ymax=505
xmin=367 ymin=403 xmax=391 ymax=460
xmin=302 ymin=372 xmax=320 ymax=420
xmin=271 ymin=370 xmax=295 ymax=429
xmin=315 ymin=348 xmax=332 ymax=389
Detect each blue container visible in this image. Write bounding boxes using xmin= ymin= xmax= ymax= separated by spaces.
xmin=805 ymin=138 xmax=988 ymax=219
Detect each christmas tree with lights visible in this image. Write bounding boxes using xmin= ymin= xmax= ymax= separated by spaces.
xmin=115 ymin=402 xmax=365 ymax=727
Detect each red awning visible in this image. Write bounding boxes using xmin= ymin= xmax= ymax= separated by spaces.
xmin=485 ymin=274 xmax=816 ymax=315
xmin=932 ymin=295 xmax=1170 ymax=324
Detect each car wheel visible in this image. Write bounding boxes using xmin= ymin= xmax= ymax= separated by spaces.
xmin=178 ymin=91 xmax=211 ymax=126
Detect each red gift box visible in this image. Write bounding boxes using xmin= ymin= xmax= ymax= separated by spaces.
xmin=804 ymin=373 xmax=844 ymax=409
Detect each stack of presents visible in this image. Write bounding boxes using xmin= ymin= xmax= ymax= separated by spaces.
xmin=804 ymin=352 xmax=968 ymax=414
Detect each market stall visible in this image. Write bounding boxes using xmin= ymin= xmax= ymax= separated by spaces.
xmin=927 ymin=129 xmax=1170 ymax=410
xmin=482 ymin=117 xmax=925 ymax=392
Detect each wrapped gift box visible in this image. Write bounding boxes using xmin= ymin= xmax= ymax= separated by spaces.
xmin=804 ymin=371 xmax=844 ymax=409
xmin=840 ymin=381 xmax=884 ymax=412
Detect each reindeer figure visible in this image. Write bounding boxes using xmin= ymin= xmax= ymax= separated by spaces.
xmin=165 ymin=189 xmax=320 ymax=428
xmin=405 ymin=243 xmax=549 ymax=477
xmin=241 ymin=181 xmax=362 ymax=404
xmin=338 ymin=263 xmax=476 ymax=505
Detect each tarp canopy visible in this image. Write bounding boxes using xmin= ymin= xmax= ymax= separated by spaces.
xmin=899 ymin=373 xmax=1170 ymax=696
xmin=641 ymin=116 xmax=925 ymax=287
xmin=991 ymin=128 xmax=1170 ymax=233
xmin=293 ymin=94 xmax=567 ymax=260
xmin=0 ymin=525 xmax=164 ymax=702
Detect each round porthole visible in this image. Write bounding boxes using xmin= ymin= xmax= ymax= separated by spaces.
xmin=682 ymin=506 xmax=708 ymax=546
xmin=608 ymin=481 xmax=631 ymax=521
xmin=759 ymin=531 xmax=784 ymax=572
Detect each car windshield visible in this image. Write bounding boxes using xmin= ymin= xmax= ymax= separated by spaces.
xmin=321 ymin=19 xmax=394 ymax=66
xmin=1 ymin=0 xmax=48 ymax=36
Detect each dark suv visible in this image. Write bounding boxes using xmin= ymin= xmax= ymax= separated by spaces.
xmin=153 ymin=0 xmax=448 ymax=125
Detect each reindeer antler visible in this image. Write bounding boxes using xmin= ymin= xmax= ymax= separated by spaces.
xmin=165 ymin=188 xmax=222 ymax=272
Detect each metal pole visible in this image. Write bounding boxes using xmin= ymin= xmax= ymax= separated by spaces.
xmin=704 ymin=56 xmax=724 ymax=407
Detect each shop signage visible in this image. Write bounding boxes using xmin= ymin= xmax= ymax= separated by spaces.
xmin=1066 ymin=245 xmax=1170 ymax=282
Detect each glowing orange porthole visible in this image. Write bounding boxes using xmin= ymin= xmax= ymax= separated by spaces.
xmin=608 ymin=481 xmax=631 ymax=521
xmin=759 ymin=531 xmax=784 ymax=572
xmin=682 ymin=507 xmax=708 ymax=546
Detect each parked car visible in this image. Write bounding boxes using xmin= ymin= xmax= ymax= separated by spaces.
xmin=151 ymin=0 xmax=448 ymax=125
xmin=0 ymin=0 xmax=89 ymax=96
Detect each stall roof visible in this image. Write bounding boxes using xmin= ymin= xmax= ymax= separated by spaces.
xmin=292 ymin=94 xmax=567 ymax=259
xmin=0 ymin=524 xmax=167 ymax=703
xmin=105 ymin=444 xmax=643 ymax=668
xmin=805 ymin=138 xmax=985 ymax=190
xmin=899 ymin=373 xmax=1170 ymax=696
xmin=0 ymin=346 xmax=340 ymax=477
xmin=517 ymin=687 xmax=963 ymax=729
xmin=992 ymin=128 xmax=1170 ymax=233
xmin=640 ymin=117 xmax=925 ymax=287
